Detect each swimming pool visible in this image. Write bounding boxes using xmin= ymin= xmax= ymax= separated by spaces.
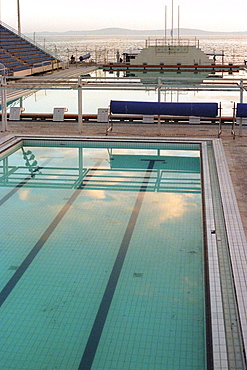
xmin=0 ymin=137 xmax=246 ymax=369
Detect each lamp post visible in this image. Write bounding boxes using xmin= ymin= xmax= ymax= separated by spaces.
xmin=17 ymin=0 xmax=21 ymax=35
xmin=171 ymin=0 xmax=174 ymax=41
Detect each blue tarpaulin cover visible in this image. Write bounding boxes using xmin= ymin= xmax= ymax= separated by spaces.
xmin=110 ymin=100 xmax=218 ymax=117
xmin=236 ymin=103 xmax=247 ymax=117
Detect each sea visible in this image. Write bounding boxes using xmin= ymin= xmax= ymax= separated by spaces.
xmin=35 ymin=34 xmax=247 ymax=65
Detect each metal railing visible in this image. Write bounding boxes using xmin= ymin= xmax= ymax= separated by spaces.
xmin=1 ymin=75 xmax=247 ymax=136
xmin=145 ymin=37 xmax=199 ymax=48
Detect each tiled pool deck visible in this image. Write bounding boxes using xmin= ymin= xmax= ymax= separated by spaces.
xmin=1 ymin=119 xmax=247 ymax=369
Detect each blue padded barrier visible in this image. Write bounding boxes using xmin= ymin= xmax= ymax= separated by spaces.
xmin=110 ymin=100 xmax=218 ymax=117
xmin=236 ymin=103 xmax=247 ymax=117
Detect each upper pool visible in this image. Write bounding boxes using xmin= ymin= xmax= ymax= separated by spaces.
xmin=7 ymin=68 xmax=247 ymax=116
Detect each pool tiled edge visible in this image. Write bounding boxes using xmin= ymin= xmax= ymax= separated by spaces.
xmin=213 ymin=139 xmax=247 ymax=361
xmin=201 ymin=141 xmax=228 ymax=369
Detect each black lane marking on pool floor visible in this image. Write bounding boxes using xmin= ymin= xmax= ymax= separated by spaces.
xmin=0 ymin=158 xmax=52 ymax=207
xmin=0 ymin=162 xmax=102 ymax=308
xmin=78 ymin=160 xmax=155 ymax=370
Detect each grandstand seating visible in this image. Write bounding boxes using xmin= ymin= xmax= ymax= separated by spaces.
xmin=0 ymin=23 xmax=60 ymax=76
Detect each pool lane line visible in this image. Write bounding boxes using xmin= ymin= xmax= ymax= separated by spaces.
xmin=0 ymin=158 xmax=52 ymax=207
xmin=0 ymin=161 xmax=102 ymax=308
xmin=78 ymin=160 xmax=155 ymax=370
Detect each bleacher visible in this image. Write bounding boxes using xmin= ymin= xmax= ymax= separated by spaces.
xmin=0 ymin=23 xmax=61 ymax=76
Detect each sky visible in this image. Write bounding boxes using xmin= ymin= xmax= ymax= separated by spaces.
xmin=1 ymin=0 xmax=247 ymax=33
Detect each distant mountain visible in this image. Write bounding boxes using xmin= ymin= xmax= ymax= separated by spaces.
xmin=29 ymin=27 xmax=247 ymax=37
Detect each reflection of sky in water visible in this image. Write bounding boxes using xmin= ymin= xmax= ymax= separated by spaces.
xmin=20 ymin=88 xmax=243 ymax=115
xmin=15 ymin=75 xmax=245 ymax=115
xmin=20 ymin=88 xmax=159 ymax=114
xmin=4 ymin=147 xmax=200 ymax=174
xmin=4 ymin=144 xmax=201 ymax=203
xmin=16 ymin=182 xmax=200 ymax=227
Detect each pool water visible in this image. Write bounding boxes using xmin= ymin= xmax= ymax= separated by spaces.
xmin=0 ymin=140 xmax=207 ymax=369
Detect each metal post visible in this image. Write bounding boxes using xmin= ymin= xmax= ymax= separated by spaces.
xmin=239 ymin=79 xmax=244 ymax=137
xmin=78 ymin=77 xmax=83 ymax=134
xmin=0 ymin=67 xmax=7 ymax=132
xmin=157 ymin=77 xmax=161 ymax=136
xmin=79 ymin=147 xmax=83 ymax=181
xmin=218 ymin=102 xmax=222 ymax=138
xmin=232 ymin=102 xmax=236 ymax=139
xmin=171 ymin=0 xmax=174 ymax=42
xmin=1 ymin=79 xmax=7 ymax=131
xmin=3 ymin=158 xmax=8 ymax=186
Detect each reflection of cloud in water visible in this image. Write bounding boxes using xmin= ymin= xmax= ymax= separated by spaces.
xmin=74 ymin=191 xmax=137 ymax=223
xmin=150 ymin=193 xmax=199 ymax=223
xmin=75 ymin=190 xmax=199 ymax=225
xmin=18 ymin=189 xmax=30 ymax=201
xmin=80 ymin=190 xmax=133 ymax=206
xmin=84 ymin=189 xmax=107 ymax=200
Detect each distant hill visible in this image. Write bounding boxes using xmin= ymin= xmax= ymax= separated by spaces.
xmin=29 ymin=27 xmax=247 ymax=37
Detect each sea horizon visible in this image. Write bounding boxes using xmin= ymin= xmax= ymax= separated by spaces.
xmin=27 ymin=27 xmax=247 ymax=37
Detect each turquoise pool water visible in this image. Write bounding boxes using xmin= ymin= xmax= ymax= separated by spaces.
xmin=0 ymin=140 xmax=207 ymax=369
